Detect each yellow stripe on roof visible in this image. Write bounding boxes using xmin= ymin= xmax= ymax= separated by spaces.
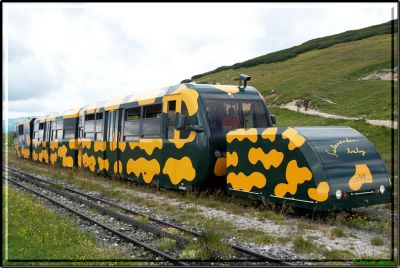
xmin=63 ymin=108 xmax=81 ymax=118
xmin=104 ymin=97 xmax=125 ymax=111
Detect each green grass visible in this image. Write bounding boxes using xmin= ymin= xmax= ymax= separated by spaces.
xmin=192 ymin=33 xmax=397 ymax=120
xmin=324 ymin=249 xmax=355 ymax=259
xmin=156 ymin=238 xmax=176 ymax=251
xmin=331 ymin=227 xmax=346 ymax=238
xmin=292 ymin=236 xmax=319 ymax=254
xmin=236 ymin=229 xmax=275 ymax=245
xmin=2 ymin=185 xmax=135 ymax=266
xmin=180 ymin=243 xmax=209 ymax=260
xmin=192 ymin=20 xmax=397 ymax=78
xmin=3 ymin=131 xmax=15 ymax=150
xmin=133 ymin=215 xmax=149 ymax=224
xmin=370 ymin=236 xmax=385 ymax=246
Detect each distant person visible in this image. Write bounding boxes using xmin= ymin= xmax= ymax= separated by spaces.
xmin=295 ymin=100 xmax=301 ymax=112
xmin=304 ymin=98 xmax=309 ymax=111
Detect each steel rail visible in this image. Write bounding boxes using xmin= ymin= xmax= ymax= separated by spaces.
xmin=3 ymin=174 xmax=189 ymax=266
xmin=5 ymin=165 xmax=291 ymax=265
xmin=4 ymin=166 xmax=187 ymax=246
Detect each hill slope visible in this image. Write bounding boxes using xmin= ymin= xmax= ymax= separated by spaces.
xmin=191 ymin=33 xmax=397 ymax=120
xmin=192 ymin=20 xmax=397 ymax=79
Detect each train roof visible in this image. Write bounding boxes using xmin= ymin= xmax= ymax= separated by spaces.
xmin=78 ymin=83 xmax=261 ymax=114
xmin=29 ymin=83 xmax=262 ymax=120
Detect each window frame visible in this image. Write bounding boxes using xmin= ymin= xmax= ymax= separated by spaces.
xmin=123 ymin=106 xmax=142 ymax=141
xmin=141 ymin=103 xmax=162 ymax=139
xmin=83 ymin=112 xmax=104 ymax=141
xmin=122 ymin=103 xmax=163 ymax=141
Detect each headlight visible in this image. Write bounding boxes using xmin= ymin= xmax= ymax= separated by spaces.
xmin=336 ymin=189 xmax=342 ymax=199
xmin=379 ymin=185 xmax=385 ymax=194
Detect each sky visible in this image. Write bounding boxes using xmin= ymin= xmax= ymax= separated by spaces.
xmin=3 ymin=3 xmax=397 ymax=119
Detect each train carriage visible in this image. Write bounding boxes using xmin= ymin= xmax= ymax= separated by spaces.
xmin=14 ymin=76 xmax=392 ymax=211
xmin=14 ymin=118 xmax=35 ymax=159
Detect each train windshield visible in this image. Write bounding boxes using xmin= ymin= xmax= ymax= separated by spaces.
xmin=204 ymin=99 xmax=268 ymax=139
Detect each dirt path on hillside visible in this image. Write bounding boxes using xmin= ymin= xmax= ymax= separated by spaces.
xmin=280 ymin=100 xmax=397 ymax=129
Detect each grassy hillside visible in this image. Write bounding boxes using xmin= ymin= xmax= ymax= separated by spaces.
xmin=192 ymin=33 xmax=397 ymax=120
xmin=192 ymin=20 xmax=397 ymax=79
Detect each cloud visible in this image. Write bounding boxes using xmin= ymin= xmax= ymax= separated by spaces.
xmin=4 ymin=3 xmax=397 ymax=118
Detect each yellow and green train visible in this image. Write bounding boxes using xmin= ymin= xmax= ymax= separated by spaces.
xmin=14 ymin=76 xmax=392 ymax=211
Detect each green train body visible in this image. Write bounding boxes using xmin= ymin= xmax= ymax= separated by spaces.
xmin=14 ymin=81 xmax=392 ymax=211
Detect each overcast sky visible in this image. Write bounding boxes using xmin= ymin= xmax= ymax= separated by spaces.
xmin=3 ymin=3 xmax=397 ymax=119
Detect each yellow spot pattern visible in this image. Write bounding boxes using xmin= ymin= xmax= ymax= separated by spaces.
xmin=214 ymin=157 xmax=226 ymax=176
xmin=50 ymin=141 xmax=59 ymax=150
xmin=169 ymin=130 xmax=196 ymax=149
xmin=94 ymin=141 xmax=107 ymax=152
xmin=274 ymin=160 xmax=313 ymax=197
xmin=81 ymin=139 xmax=92 ymax=149
xmin=58 ymin=145 xmax=67 ymax=159
xmin=82 ymin=153 xmax=96 ymax=172
xmin=227 ymin=172 xmax=267 ymax=192
xmin=32 ymin=151 xmax=38 ymax=161
xmin=248 ymin=148 xmax=284 ymax=170
xmin=129 ymin=139 xmax=163 ymax=155
xmin=21 ymin=148 xmax=30 ymax=159
xmin=227 ymin=151 xmax=239 ymax=167
xmin=69 ymin=139 xmax=78 ymax=150
xmin=226 ymin=128 xmax=258 ymax=143
xmin=118 ymin=142 xmax=126 ymax=152
xmin=50 ymin=153 xmax=58 ymax=164
xmin=78 ymin=150 xmax=82 ymax=167
xmin=110 ymin=141 xmax=118 ymax=151
xmin=261 ymin=127 xmax=277 ymax=142
xmin=113 ymin=160 xmax=123 ymax=174
xmin=171 ymin=86 xmax=200 ymax=116
xmin=126 ymin=158 xmax=160 ymax=183
xmin=58 ymin=145 xmax=73 ymax=167
xmin=348 ymin=164 xmax=373 ymax=191
xmin=163 ymin=157 xmax=196 ymax=185
xmin=282 ymin=128 xmax=305 ymax=150
xmin=97 ymin=157 xmax=110 ymax=171
xmin=308 ymin=181 xmax=330 ymax=202
xmin=39 ymin=150 xmax=49 ymax=163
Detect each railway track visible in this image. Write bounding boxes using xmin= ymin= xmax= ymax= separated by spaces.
xmin=3 ymin=165 xmax=291 ymax=266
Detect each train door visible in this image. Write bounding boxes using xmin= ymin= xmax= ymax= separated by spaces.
xmin=45 ymin=120 xmax=52 ymax=164
xmin=106 ymin=109 xmax=122 ymax=176
xmin=161 ymin=97 xmax=199 ymax=190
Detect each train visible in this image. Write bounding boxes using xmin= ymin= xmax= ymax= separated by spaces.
xmin=13 ymin=74 xmax=392 ymax=211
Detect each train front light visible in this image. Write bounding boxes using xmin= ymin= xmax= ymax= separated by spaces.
xmin=379 ymin=185 xmax=385 ymax=194
xmin=336 ymin=189 xmax=342 ymax=199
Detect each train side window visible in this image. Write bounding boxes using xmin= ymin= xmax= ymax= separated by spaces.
xmin=142 ymin=104 xmax=162 ymax=138
xmin=95 ymin=112 xmax=103 ymax=141
xmin=33 ymin=122 xmax=39 ymax=140
xmin=38 ymin=122 xmax=45 ymax=141
xmin=50 ymin=121 xmax=56 ymax=141
xmin=180 ymin=102 xmax=191 ymax=139
xmin=84 ymin=113 xmax=95 ymax=140
xmin=55 ymin=118 xmax=63 ymax=139
xmin=63 ymin=118 xmax=76 ymax=139
xmin=124 ymin=107 xmax=141 ymax=141
xmin=167 ymin=101 xmax=176 ymax=139
xmin=78 ymin=114 xmax=84 ymax=138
